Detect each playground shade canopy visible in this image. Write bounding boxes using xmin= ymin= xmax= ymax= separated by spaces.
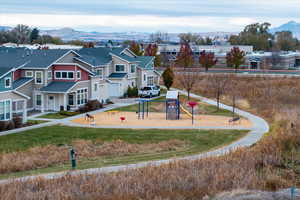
xmin=166 ymin=91 xmax=179 ymax=99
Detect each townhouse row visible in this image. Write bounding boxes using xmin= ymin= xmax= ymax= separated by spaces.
xmin=0 ymin=47 xmax=160 ymax=122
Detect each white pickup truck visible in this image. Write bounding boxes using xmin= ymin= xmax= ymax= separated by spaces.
xmin=138 ymin=86 xmax=160 ymax=98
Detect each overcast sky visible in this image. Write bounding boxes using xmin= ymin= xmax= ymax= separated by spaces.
xmin=0 ymin=0 xmax=300 ymax=32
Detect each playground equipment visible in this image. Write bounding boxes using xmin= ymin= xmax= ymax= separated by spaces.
xmin=166 ymin=91 xmax=180 ymax=120
xmin=188 ymin=101 xmax=198 ymax=124
xmin=180 ymin=105 xmax=192 ymax=118
xmin=120 ymin=116 xmax=126 ymax=122
xmin=137 ymin=91 xmax=180 ymax=120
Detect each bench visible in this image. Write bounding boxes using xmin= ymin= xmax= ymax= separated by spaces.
xmin=229 ymin=117 xmax=241 ymax=125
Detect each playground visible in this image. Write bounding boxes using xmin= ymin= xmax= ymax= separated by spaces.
xmin=72 ymin=91 xmax=253 ymax=129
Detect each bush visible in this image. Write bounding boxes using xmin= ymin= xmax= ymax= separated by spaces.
xmin=0 ymin=121 xmax=9 ymax=131
xmin=127 ymin=86 xmax=138 ymax=98
xmin=6 ymin=121 xmax=15 ymax=130
xmin=78 ymin=100 xmax=103 ymax=113
xmin=58 ymin=111 xmax=79 ymax=116
xmin=13 ymin=116 xmax=23 ymax=128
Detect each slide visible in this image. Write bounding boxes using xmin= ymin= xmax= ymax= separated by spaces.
xmin=180 ymin=105 xmax=193 ymax=118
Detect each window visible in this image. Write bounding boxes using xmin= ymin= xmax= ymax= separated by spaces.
xmin=36 ymin=94 xmax=42 ymax=106
xmin=130 ymin=64 xmax=136 ymax=73
xmin=35 ymin=71 xmax=43 ymax=84
xmin=4 ymin=77 xmax=11 ymax=88
xmin=144 ymin=74 xmax=146 ymax=81
xmin=115 ymin=64 xmax=125 ymax=72
xmin=77 ymin=71 xmax=81 ymax=80
xmin=25 ymin=71 xmax=33 ymax=77
xmin=0 ymin=100 xmax=11 ymax=120
xmin=77 ymin=88 xmax=88 ymax=105
xmin=47 ymin=71 xmax=52 ymax=80
xmin=68 ymin=94 xmax=75 ymax=106
xmin=94 ymin=83 xmax=98 ymax=92
xmin=96 ymin=69 xmax=103 ymax=78
xmin=55 ymin=71 xmax=74 ymax=80
xmin=147 ymin=76 xmax=154 ymax=86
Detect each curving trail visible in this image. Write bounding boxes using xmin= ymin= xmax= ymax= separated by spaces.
xmin=0 ymin=90 xmax=269 ymax=184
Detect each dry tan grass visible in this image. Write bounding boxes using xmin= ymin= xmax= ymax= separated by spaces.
xmin=1 ymin=76 xmax=300 ymax=200
xmin=0 ymin=139 xmax=186 ymax=174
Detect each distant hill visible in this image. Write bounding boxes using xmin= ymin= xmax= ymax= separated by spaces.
xmin=0 ymin=26 xmax=11 ymax=31
xmin=271 ymin=21 xmax=300 ymax=38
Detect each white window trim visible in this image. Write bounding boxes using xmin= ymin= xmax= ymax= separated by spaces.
xmin=114 ymin=64 xmax=126 ymax=72
xmin=0 ymin=99 xmax=12 ymax=121
xmin=35 ymin=71 xmax=43 ymax=84
xmin=47 ymin=71 xmax=52 ymax=80
xmin=76 ymin=87 xmax=88 ymax=106
xmin=77 ymin=71 xmax=81 ymax=80
xmin=4 ymin=77 xmax=11 ymax=88
xmin=95 ymin=69 xmax=104 ymax=80
xmin=35 ymin=94 xmax=42 ymax=107
xmin=130 ymin=64 xmax=136 ymax=73
xmin=25 ymin=71 xmax=33 ymax=78
xmin=55 ymin=71 xmax=75 ymax=80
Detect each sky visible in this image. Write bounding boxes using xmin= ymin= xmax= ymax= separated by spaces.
xmin=0 ymin=0 xmax=300 ymax=33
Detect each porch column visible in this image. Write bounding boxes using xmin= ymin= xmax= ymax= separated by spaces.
xmin=64 ymin=94 xmax=67 ymax=111
xmin=41 ymin=93 xmax=45 ymax=113
xmin=23 ymin=100 xmax=27 ymax=123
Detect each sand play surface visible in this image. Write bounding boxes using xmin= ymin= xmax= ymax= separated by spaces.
xmin=72 ymin=112 xmax=253 ymax=128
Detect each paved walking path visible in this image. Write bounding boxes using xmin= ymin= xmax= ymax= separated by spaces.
xmin=0 ymin=89 xmax=269 ymax=184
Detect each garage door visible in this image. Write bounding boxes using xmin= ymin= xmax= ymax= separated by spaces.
xmin=108 ymin=83 xmax=122 ymax=97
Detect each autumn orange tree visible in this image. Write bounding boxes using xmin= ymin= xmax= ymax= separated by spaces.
xmin=199 ymin=50 xmax=217 ymax=72
xmin=175 ymin=43 xmax=194 ymax=68
xmin=145 ymin=44 xmax=161 ymax=67
xmin=129 ymin=41 xmax=143 ymax=56
xmin=226 ymin=47 xmax=246 ymax=72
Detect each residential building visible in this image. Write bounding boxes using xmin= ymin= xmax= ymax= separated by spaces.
xmin=0 ymin=47 xmax=160 ymax=122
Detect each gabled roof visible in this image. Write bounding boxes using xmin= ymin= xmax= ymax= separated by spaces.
xmin=77 ymin=47 xmax=127 ymax=66
xmin=135 ymin=56 xmax=155 ymax=69
xmin=0 ymin=48 xmax=72 ymax=76
xmin=40 ymin=81 xmax=77 ymax=93
xmin=13 ymin=77 xmax=33 ymax=89
xmin=108 ymin=73 xmax=127 ymax=78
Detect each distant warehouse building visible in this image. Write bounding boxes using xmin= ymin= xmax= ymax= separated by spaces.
xmin=158 ymin=44 xmax=300 ymax=70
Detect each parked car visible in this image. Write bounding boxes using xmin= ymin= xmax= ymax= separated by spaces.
xmin=138 ymin=86 xmax=160 ymax=98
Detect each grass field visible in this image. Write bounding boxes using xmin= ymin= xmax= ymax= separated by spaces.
xmin=0 ymin=125 xmax=247 ymax=179
xmin=37 ymin=111 xmax=79 ymax=119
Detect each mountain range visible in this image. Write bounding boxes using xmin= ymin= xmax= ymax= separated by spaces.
xmin=270 ymin=21 xmax=300 ymax=38
xmin=2 ymin=21 xmax=300 ymax=41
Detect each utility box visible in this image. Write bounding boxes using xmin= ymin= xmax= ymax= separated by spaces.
xmin=166 ymin=91 xmax=180 ymax=120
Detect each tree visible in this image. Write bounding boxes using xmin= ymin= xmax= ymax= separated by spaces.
xmin=83 ymin=42 xmax=95 ymax=48
xmin=177 ymin=71 xmax=200 ymax=100
xmin=162 ymin=67 xmax=174 ymax=90
xmin=175 ymin=43 xmax=194 ymax=68
xmin=11 ymin=24 xmax=31 ymax=44
xmin=199 ymin=51 xmax=217 ymax=72
xmin=228 ymin=22 xmax=273 ymax=51
xmin=129 ymin=41 xmax=143 ymax=56
xmin=206 ymin=74 xmax=230 ymax=110
xmin=30 ymin=28 xmax=39 ymax=43
xmin=226 ymin=47 xmax=246 ymax=72
xmin=145 ymin=44 xmax=161 ymax=67
xmin=149 ymin=31 xmax=169 ymax=43
xmin=275 ymin=31 xmax=298 ymax=51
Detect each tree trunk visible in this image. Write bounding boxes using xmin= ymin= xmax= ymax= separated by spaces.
xmin=232 ymin=95 xmax=236 ymax=118
xmin=217 ymin=90 xmax=220 ymax=110
xmin=187 ymin=90 xmax=190 ymax=100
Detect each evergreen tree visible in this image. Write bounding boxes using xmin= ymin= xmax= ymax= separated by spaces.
xmin=162 ymin=67 xmax=174 ymax=90
xmin=30 ymin=28 xmax=39 ymax=43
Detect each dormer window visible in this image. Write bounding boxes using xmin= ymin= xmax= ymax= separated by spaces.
xmin=25 ymin=71 xmax=33 ymax=77
xmin=4 ymin=77 xmax=11 ymax=88
xmin=35 ymin=71 xmax=43 ymax=84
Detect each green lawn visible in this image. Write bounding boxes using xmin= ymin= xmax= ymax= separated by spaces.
xmin=26 ymin=120 xmax=49 ymax=125
xmin=37 ymin=111 xmax=79 ymax=119
xmin=0 ymin=125 xmax=247 ymax=179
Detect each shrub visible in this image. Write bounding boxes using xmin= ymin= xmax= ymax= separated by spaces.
xmin=6 ymin=121 xmax=15 ymax=130
xmin=58 ymin=111 xmax=79 ymax=116
xmin=0 ymin=121 xmax=8 ymax=131
xmin=78 ymin=100 xmax=103 ymax=113
xmin=127 ymin=86 xmax=138 ymax=98
xmin=13 ymin=116 xmax=23 ymax=128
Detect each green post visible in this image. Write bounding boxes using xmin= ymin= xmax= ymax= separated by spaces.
xmin=70 ymin=148 xmax=77 ymax=170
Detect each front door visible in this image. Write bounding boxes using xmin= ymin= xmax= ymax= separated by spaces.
xmin=48 ymin=95 xmax=55 ymax=111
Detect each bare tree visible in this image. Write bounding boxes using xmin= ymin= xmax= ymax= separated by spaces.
xmin=227 ymin=74 xmax=240 ymax=117
xmin=177 ymin=71 xmax=201 ymax=99
xmin=206 ymin=74 xmax=230 ymax=110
